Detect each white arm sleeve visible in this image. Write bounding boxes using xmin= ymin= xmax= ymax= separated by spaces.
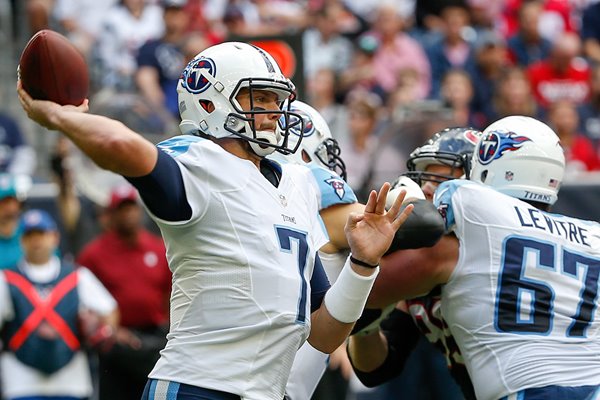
xmin=285 ymin=342 xmax=329 ymax=400
xmin=318 ymin=249 xmax=349 ymax=284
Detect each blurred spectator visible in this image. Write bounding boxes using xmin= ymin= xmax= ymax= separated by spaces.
xmin=50 ymin=137 xmax=107 ymax=257
xmin=425 ymin=4 xmax=477 ymax=98
xmin=578 ymin=64 xmax=600 ymax=147
xmin=470 ymin=30 xmax=511 ymax=119
xmin=53 ymin=0 xmax=118 ymax=58
xmin=581 ymin=1 xmax=600 ymax=66
xmin=337 ymin=92 xmax=405 ymax=200
xmin=306 ymin=68 xmax=347 ymax=142
xmin=489 ymin=66 xmax=539 ymax=122
xmin=219 ymin=0 xmax=306 ymax=37
xmin=386 ymin=68 xmax=423 ymax=115
xmin=345 ymin=0 xmax=415 ymax=27
xmin=414 ymin=0 xmax=467 ymax=35
xmin=537 ymin=0 xmax=578 ymax=42
xmin=181 ymin=31 xmax=213 ymax=63
xmin=507 ymin=0 xmax=552 ymax=67
xmin=466 ymin=0 xmax=505 ymax=35
xmin=0 ymin=112 xmax=36 ymax=177
xmin=76 ymin=184 xmax=171 ymax=400
xmin=135 ymin=0 xmax=198 ymax=120
xmin=439 ymin=68 xmax=484 ymax=129
xmin=302 ymin=3 xmax=353 ymax=79
xmin=0 ymin=174 xmax=30 ymax=270
xmin=254 ymin=0 xmax=310 ymax=34
xmin=527 ymin=32 xmax=591 ymax=109
xmin=0 ymin=209 xmax=118 ymax=400
xmin=181 ymin=0 xmax=222 ymax=42
xmin=503 ymin=0 xmax=577 ymax=42
xmin=548 ymin=99 xmax=600 ymax=175
xmin=366 ymin=3 xmax=431 ymax=99
xmin=338 ymin=34 xmax=384 ymax=99
xmin=94 ymin=0 xmax=164 ymax=90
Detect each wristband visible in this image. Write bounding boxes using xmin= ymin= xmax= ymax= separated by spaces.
xmin=350 ymin=254 xmax=379 ymax=269
xmin=324 ymin=257 xmax=379 ymax=323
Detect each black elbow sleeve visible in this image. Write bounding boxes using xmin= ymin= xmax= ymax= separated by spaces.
xmin=350 ymin=310 xmax=421 ymax=387
xmin=385 ymin=200 xmax=445 ymax=253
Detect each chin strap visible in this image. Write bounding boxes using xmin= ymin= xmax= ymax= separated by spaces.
xmin=248 ymin=130 xmax=281 ymax=156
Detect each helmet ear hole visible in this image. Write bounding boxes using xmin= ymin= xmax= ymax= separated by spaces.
xmin=480 ymin=170 xmax=488 ymax=183
xmin=301 ymin=149 xmax=312 ymax=163
xmin=199 ymin=100 xmax=214 ymax=113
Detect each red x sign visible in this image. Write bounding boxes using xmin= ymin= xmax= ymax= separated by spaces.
xmin=4 ymin=270 xmax=80 ymax=351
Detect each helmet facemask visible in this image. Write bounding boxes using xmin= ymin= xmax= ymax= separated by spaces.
xmin=314 ymin=138 xmax=347 ymax=181
xmin=225 ymin=78 xmax=304 ymax=157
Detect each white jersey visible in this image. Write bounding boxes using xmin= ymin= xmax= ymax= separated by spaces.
xmin=434 ymin=180 xmax=600 ymax=400
xmin=147 ymin=136 xmax=328 ymax=400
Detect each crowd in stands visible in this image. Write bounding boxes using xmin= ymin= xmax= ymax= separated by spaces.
xmin=3 ymin=0 xmax=600 ymax=399
xmin=5 ymin=0 xmax=600 ymax=189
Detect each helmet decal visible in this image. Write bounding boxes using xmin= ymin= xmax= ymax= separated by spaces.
xmin=288 ymin=108 xmax=316 ymax=138
xmin=477 ymin=131 xmax=531 ymax=165
xmin=250 ymin=44 xmax=276 ymax=73
xmin=325 ymin=176 xmax=346 ymax=200
xmin=463 ymin=129 xmax=481 ymax=145
xmin=181 ymin=57 xmax=217 ymax=94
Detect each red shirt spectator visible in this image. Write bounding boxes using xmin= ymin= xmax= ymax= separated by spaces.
xmin=77 ymin=228 xmax=170 ymax=328
xmin=547 ymin=99 xmax=600 ymax=173
xmin=527 ymin=32 xmax=590 ymax=108
xmin=565 ymin=136 xmax=600 ymax=172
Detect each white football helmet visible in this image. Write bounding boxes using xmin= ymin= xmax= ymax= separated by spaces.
xmin=178 ymin=42 xmax=303 ymax=157
xmin=280 ymin=101 xmax=347 ymax=180
xmin=471 ymin=115 xmax=565 ymax=205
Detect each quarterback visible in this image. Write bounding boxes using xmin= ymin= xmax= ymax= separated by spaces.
xmin=18 ymin=42 xmax=413 ymax=400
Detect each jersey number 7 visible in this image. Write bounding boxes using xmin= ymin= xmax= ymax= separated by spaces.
xmin=276 ymin=226 xmax=309 ymax=324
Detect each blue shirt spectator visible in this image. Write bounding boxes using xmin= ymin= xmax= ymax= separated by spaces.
xmin=0 ymin=112 xmax=36 ymax=176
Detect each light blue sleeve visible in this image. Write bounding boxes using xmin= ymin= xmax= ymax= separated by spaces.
xmin=157 ymin=135 xmax=205 ymax=158
xmin=309 ymin=164 xmax=357 ymax=210
xmin=433 ymin=180 xmax=469 ymax=233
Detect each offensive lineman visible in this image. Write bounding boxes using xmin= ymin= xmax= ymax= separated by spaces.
xmin=352 ymin=116 xmax=600 ymax=400
xmin=348 ymin=127 xmax=482 ymax=400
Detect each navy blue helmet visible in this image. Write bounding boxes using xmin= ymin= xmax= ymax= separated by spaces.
xmin=405 ymin=127 xmax=483 ymax=185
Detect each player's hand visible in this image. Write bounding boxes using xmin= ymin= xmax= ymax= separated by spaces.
xmin=345 ymin=182 xmax=414 ymax=267
xmin=16 ymin=80 xmax=89 ymax=131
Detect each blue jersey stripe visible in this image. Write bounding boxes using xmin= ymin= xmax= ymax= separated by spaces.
xmin=157 ymin=135 xmax=205 ymax=158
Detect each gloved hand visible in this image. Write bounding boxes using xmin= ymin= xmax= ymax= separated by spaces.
xmin=385 ymin=176 xmax=425 ymax=210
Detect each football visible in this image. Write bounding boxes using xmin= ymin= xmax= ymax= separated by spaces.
xmin=18 ymin=29 xmax=89 ymax=106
